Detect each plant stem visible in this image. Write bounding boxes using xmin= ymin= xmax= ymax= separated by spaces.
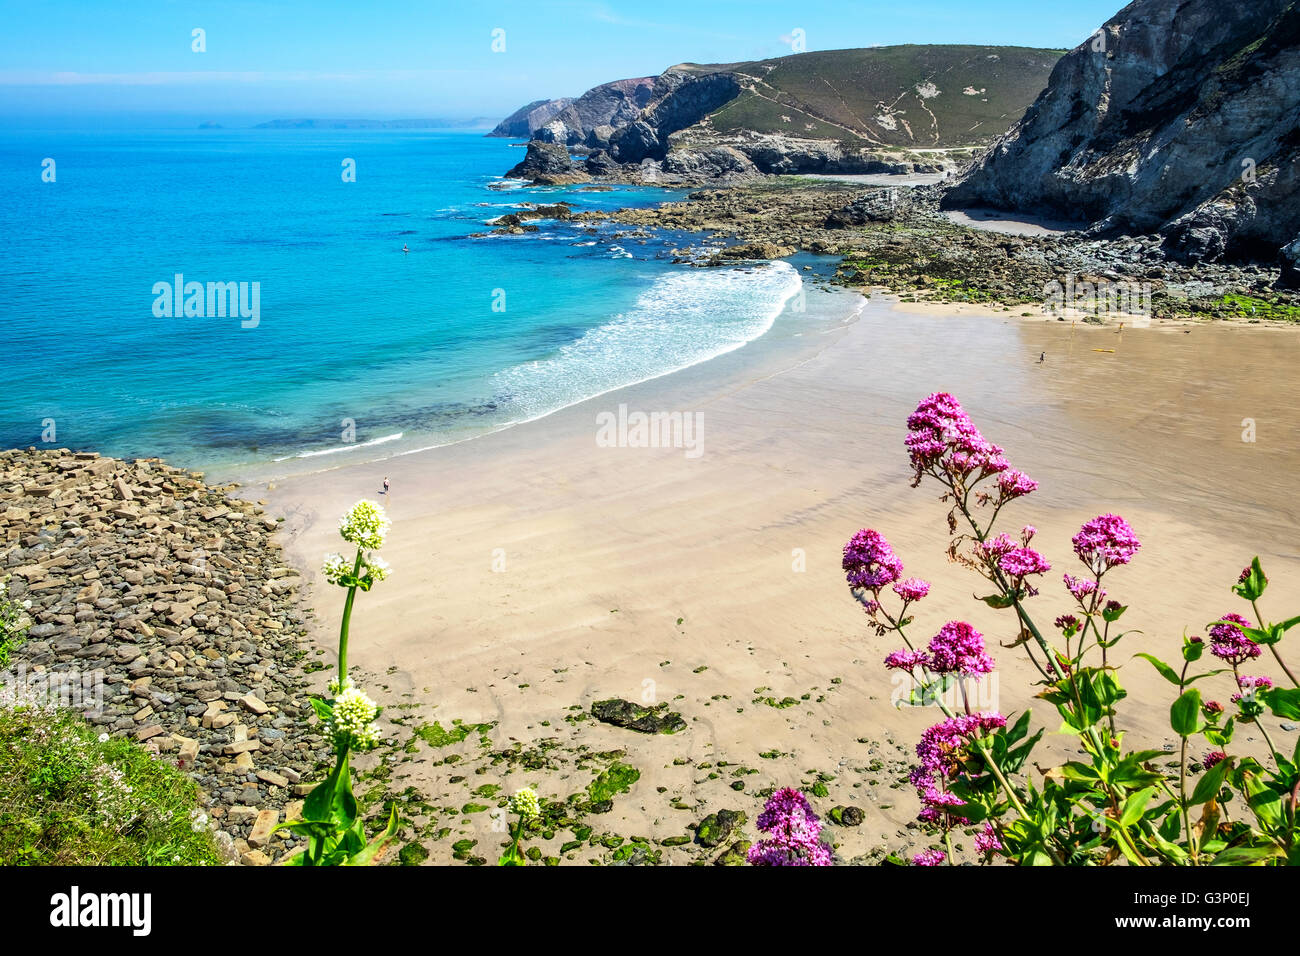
xmin=336 ymin=547 xmax=364 ymax=687
xmin=1252 ymin=598 xmax=1300 ymax=688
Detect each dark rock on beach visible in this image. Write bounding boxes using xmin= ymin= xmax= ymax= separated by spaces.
xmin=695 ymin=808 xmax=746 ymax=847
xmin=590 ymin=697 xmax=687 ymax=734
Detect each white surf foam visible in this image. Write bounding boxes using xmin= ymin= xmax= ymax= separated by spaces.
xmin=273 ymin=431 xmax=404 ymax=461
xmin=491 ymin=260 xmax=802 ymax=424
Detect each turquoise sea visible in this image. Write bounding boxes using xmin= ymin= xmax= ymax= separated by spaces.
xmin=0 ymin=128 xmax=808 ymax=474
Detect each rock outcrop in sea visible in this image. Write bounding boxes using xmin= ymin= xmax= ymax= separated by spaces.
xmin=943 ymin=0 xmax=1300 ymax=275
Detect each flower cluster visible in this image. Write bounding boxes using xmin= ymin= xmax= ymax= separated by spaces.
xmin=843 ymin=529 xmax=928 ymax=632
xmin=926 ymin=621 xmax=996 ymax=677
xmin=974 ymin=822 xmax=1003 ymax=856
xmin=843 ymin=529 xmax=904 ymax=592
xmin=884 ymin=621 xmax=995 ymax=678
xmin=746 ymin=788 xmax=833 ymax=866
xmin=1231 ymin=675 xmax=1273 ymax=703
xmin=338 ymin=500 xmax=391 ymax=550
xmin=907 ymin=712 xmax=1007 ymax=834
xmin=1208 ymin=613 xmax=1260 ymax=665
xmin=1063 ymin=573 xmax=1104 ymax=603
xmin=509 ymin=786 xmax=540 ymax=819
xmin=912 ymin=848 xmax=947 ymax=866
xmin=329 ymin=686 xmax=380 ymax=751
xmin=893 ymin=578 xmax=931 ymax=603
xmin=322 ymin=551 xmax=391 ymax=589
xmin=905 ymin=392 xmax=1011 ymax=489
xmin=1072 ymin=514 xmax=1141 ymax=575
xmin=997 ymin=469 xmax=1038 ymax=500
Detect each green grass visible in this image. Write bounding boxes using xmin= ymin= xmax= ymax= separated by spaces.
xmin=1207 ymin=294 xmax=1300 ymax=322
xmin=0 ymin=703 xmax=219 ymax=865
xmin=682 ymin=45 xmax=1063 ymax=148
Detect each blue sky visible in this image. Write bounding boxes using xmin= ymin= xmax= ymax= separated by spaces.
xmin=0 ymin=0 xmax=1123 ymax=125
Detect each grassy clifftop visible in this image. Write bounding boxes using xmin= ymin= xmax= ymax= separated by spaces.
xmin=677 ymin=45 xmax=1064 ymax=148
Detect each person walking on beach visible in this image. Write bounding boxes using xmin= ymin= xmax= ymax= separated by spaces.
xmin=1039 ymin=351 xmax=1046 ymax=364
xmin=382 ymin=476 xmax=390 ymax=495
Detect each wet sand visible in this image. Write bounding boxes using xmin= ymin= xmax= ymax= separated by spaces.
xmin=254 ymin=289 xmax=1300 ymax=864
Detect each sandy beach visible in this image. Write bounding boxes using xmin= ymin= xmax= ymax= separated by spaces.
xmin=255 ymin=289 xmax=1300 ymax=864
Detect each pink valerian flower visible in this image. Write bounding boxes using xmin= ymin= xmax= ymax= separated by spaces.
xmin=974 ymin=822 xmax=1002 ymax=856
xmin=843 ymin=529 xmax=904 ymax=593
xmin=1054 ymin=614 xmax=1080 ymax=632
xmin=999 ymin=546 xmax=1051 ymax=580
xmin=905 ymin=392 xmax=1009 ymax=488
xmin=1072 ymin=514 xmax=1141 ymax=575
xmin=912 ymin=849 xmax=947 ymax=866
xmin=997 ymin=469 xmax=1038 ymax=500
xmin=1231 ymin=675 xmax=1273 ymax=703
xmin=979 ymin=534 xmax=1017 ymax=563
xmin=916 ymin=786 xmax=970 ymax=826
xmin=1203 ymin=700 xmax=1224 ymax=716
xmin=1202 ymin=751 xmax=1228 ymax=770
xmin=1063 ymin=573 xmax=1105 ymax=604
xmin=747 ymin=788 xmax=834 ymax=867
xmin=884 ymin=649 xmax=931 ymax=671
xmin=914 ymin=713 xmax=1008 ymax=780
xmin=926 ymin=621 xmax=995 ymax=677
xmin=1209 ymin=613 xmax=1261 ymax=665
xmin=892 ymin=577 xmax=931 ymax=603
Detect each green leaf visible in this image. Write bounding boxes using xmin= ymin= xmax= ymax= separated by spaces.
xmin=1102 ymin=603 xmax=1128 ymax=623
xmin=1190 ymin=757 xmax=1233 ymax=805
xmin=1261 ymin=687 xmax=1300 ymax=720
xmin=978 ymin=593 xmax=1014 ymax=610
xmin=302 ymin=775 xmax=337 ymax=823
xmin=1157 ymin=812 xmax=1181 ymax=842
xmin=1231 ymin=557 xmax=1267 ymax=602
xmin=309 ymin=697 xmax=334 ymax=722
xmin=1170 ymin=689 xmax=1204 ymax=737
xmin=1120 ymin=786 xmax=1157 ymax=827
xmin=343 ymin=805 xmax=400 ymax=866
xmin=1210 ymin=844 xmax=1283 ymax=866
xmin=1134 ymin=653 xmax=1182 ymax=686
xmin=1057 ymin=761 xmax=1100 ymax=782
xmin=1243 ymin=774 xmax=1285 ymax=832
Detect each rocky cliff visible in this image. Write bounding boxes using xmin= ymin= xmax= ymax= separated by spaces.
xmin=943 ymin=0 xmax=1300 ymax=273
xmin=488 ymin=98 xmax=574 ymax=138
xmin=488 ymin=77 xmax=656 ymax=144
xmin=497 ymin=45 xmax=1061 ymax=183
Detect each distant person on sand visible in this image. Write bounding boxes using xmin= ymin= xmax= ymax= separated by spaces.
xmin=383 ymin=476 xmax=390 ymax=495
xmin=1039 ymin=351 xmax=1046 ymax=364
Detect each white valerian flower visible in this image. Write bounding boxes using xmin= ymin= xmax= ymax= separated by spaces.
xmin=338 ymin=500 xmax=390 ymax=551
xmin=321 ymin=552 xmax=352 ymax=585
xmin=328 ymin=675 xmax=354 ymax=696
xmin=509 ymin=786 xmax=541 ymax=819
xmin=330 ymin=686 xmax=379 ymax=750
xmin=97 ymin=732 xmax=110 ymax=743
xmin=363 ymin=554 xmax=391 ymax=583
